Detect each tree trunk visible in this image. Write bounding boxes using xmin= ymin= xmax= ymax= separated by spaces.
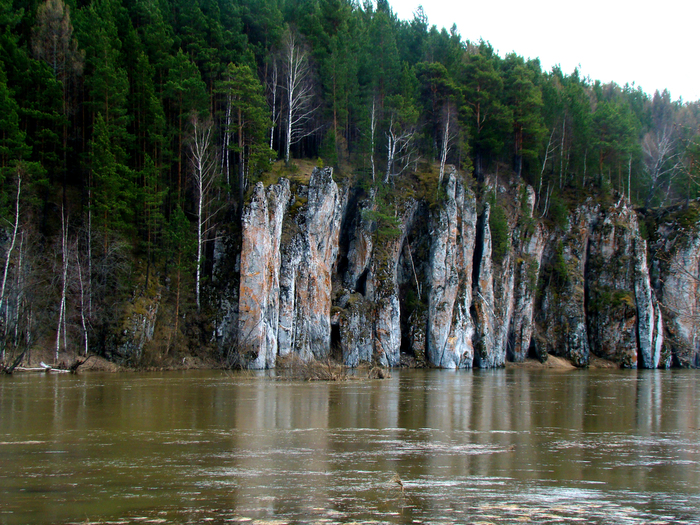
xmin=0 ymin=173 xmax=21 ymax=362
xmin=439 ymin=109 xmax=450 ymax=183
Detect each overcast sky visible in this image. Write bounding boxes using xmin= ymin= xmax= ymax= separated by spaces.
xmin=390 ymin=0 xmax=699 ymax=103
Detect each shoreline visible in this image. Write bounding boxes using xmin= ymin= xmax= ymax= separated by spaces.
xmin=4 ymin=353 xmax=622 ymax=375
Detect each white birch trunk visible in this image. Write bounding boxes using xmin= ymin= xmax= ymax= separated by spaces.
xmin=281 ymin=31 xmax=315 ymax=165
xmin=196 ymin=178 xmax=203 ymax=312
xmin=56 ymin=209 xmax=68 ymax=363
xmin=370 ymin=98 xmax=376 ymax=182
xmin=77 ymin=251 xmax=88 ymax=356
xmin=12 ymin=232 xmax=24 ymax=347
xmin=439 ymin=109 xmax=451 ymax=183
xmin=269 ymin=62 xmax=278 ymax=153
xmin=189 ymin=115 xmax=218 ymax=313
xmin=0 ymin=174 xmax=21 ymax=314
xmin=222 ymin=93 xmax=232 ymax=188
xmin=0 ymin=174 xmax=21 ymax=362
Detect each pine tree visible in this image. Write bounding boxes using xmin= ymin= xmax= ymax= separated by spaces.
xmin=217 ymin=63 xmax=272 ymax=211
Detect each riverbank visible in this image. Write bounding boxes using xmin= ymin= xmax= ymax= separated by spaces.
xmin=4 ymin=351 xmax=622 ymax=375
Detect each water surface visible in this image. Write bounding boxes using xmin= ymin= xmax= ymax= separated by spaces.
xmin=1 ymin=368 xmax=699 ymax=524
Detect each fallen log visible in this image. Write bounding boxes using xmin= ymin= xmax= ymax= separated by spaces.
xmin=2 ymin=349 xmax=28 ymax=374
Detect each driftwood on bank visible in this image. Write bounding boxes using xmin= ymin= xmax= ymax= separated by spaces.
xmin=2 ymin=349 xmax=28 ymax=374
xmin=2 ymin=354 xmax=96 ymax=374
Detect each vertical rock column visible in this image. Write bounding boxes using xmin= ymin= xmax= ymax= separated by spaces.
xmin=539 ymin=207 xmax=593 ymax=367
xmin=658 ymin=234 xmax=700 ymax=367
xmin=427 ymin=170 xmax=477 ymax=368
xmin=634 ymin=236 xmax=663 ymax=368
xmin=238 ymin=179 xmax=291 ymax=369
xmin=472 ymin=204 xmax=501 ymax=368
xmin=278 ymin=167 xmax=346 ymax=361
xmin=371 ymin=200 xmax=419 ymax=367
xmin=509 ymin=222 xmax=547 ymax=362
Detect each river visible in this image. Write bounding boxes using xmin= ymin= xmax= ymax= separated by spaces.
xmin=1 ymin=368 xmax=699 ymax=524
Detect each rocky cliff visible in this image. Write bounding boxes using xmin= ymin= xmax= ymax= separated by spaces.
xmin=227 ymin=167 xmax=700 ymax=369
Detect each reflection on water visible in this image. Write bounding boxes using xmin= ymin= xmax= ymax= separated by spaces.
xmin=1 ymin=369 xmax=699 ymax=524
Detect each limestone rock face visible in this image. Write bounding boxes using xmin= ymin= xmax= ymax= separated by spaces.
xmin=337 ymin=292 xmax=373 ymax=367
xmin=585 ymin=204 xmax=643 ymax=368
xmin=238 ymin=179 xmax=290 ymax=369
xmin=472 ymin=204 xmax=500 ymax=367
xmin=634 ymin=236 xmax=663 ymax=369
xmin=117 ymin=288 xmax=161 ymax=362
xmin=370 ymin=200 xmax=419 ymax=367
xmin=237 ymin=168 xmax=345 ymax=369
xmin=536 ymin=201 xmax=664 ymax=369
xmin=656 ymin=232 xmax=700 ymax=368
xmin=539 ymin=206 xmax=594 ymax=367
xmin=427 ymin=170 xmax=477 ymax=368
xmin=232 ymin=165 xmax=694 ymax=370
xmin=509 ymin=222 xmax=547 ymax=362
xmin=280 ymin=168 xmax=346 ymax=361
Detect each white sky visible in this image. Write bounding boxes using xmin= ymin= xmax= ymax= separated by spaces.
xmin=390 ymin=0 xmax=700 ymax=103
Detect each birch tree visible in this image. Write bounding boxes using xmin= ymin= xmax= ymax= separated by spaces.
xmin=384 ymin=94 xmax=418 ymax=183
xmin=188 ymin=114 xmax=219 ymax=312
xmin=438 ymin=103 xmax=459 ymax=183
xmin=267 ymin=58 xmax=280 ymax=153
xmin=370 ymin=97 xmax=377 ymax=181
xmin=55 ymin=208 xmax=69 ymax=362
xmin=280 ymin=29 xmax=316 ymax=164
xmin=643 ymin=126 xmax=683 ymax=207
xmin=0 ymin=171 xmax=21 ymax=362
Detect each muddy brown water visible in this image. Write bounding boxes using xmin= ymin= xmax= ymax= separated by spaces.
xmin=1 ymin=368 xmax=699 ymax=524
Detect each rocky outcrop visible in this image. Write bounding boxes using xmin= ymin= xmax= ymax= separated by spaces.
xmin=337 ymin=188 xmax=419 ymax=367
xmin=238 ymin=178 xmax=291 ymax=368
xmin=236 ymin=168 xmax=347 ymax=368
xmin=117 ymin=290 xmax=161 ymax=362
xmin=427 ymin=170 xmax=477 ymax=368
xmin=472 ymin=204 xmax=499 ymax=367
xmin=585 ymin=203 xmax=645 ymax=368
xmin=232 ymin=167 xmax=699 ymax=370
xmin=509 ymin=190 xmax=547 ymax=362
xmin=279 ymin=168 xmax=346 ymax=361
xmin=655 ymin=227 xmax=700 ymax=367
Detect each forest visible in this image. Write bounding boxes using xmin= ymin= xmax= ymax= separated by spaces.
xmin=1 ymin=0 xmax=699 ymax=367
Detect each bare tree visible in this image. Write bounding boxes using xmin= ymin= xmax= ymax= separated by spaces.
xmin=385 ymin=115 xmax=416 ymax=183
xmin=438 ymin=103 xmax=458 ymax=183
xmin=221 ymin=86 xmax=232 ymax=189
xmin=643 ymin=126 xmax=683 ymax=207
xmin=0 ymin=172 xmax=21 ymax=362
xmin=267 ymin=58 xmax=280 ymax=153
xmin=75 ymin=247 xmax=89 ymax=356
xmin=538 ymin=127 xmax=557 ymax=201
xmin=55 ymin=208 xmax=69 ymax=362
xmin=369 ymin=97 xmax=377 ymax=182
xmin=32 ymin=0 xmax=83 ymax=82
xmin=280 ymin=29 xmax=317 ymax=164
xmin=188 ymin=114 xmax=219 ymax=312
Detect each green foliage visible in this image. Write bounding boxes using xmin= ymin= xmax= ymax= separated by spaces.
xmin=488 ymin=201 xmax=509 ymax=265
xmin=588 ymin=286 xmax=635 ymax=313
xmin=548 ymin=194 xmax=569 ymax=230
xmin=549 ymin=241 xmax=569 ymax=288
xmin=217 ymin=62 xmax=272 ymax=203
xmin=361 ymin=180 xmax=402 ymax=242
xmin=319 ymin=129 xmax=338 ymax=167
